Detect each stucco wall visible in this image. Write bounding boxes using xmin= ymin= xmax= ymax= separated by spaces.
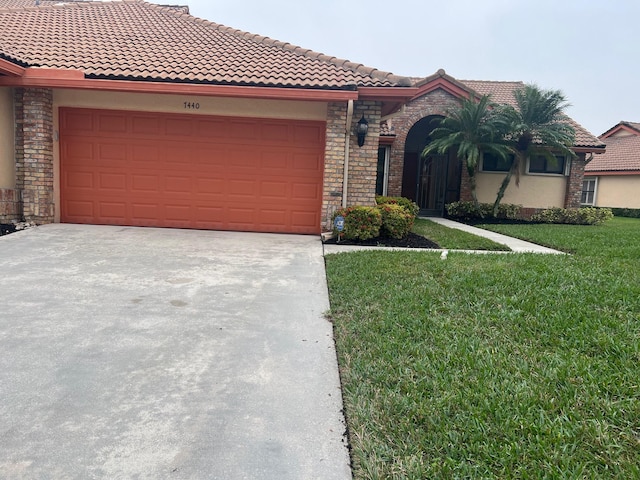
xmin=0 ymin=87 xmax=14 ymax=189
xmin=475 ymin=164 xmax=567 ymax=208
xmin=593 ymin=175 xmax=640 ymax=208
xmin=52 ymin=89 xmax=330 ymax=222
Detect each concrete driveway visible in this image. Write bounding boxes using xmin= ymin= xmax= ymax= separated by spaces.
xmin=0 ymin=224 xmax=351 ymax=479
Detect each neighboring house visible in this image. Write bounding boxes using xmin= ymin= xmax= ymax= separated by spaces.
xmin=0 ymin=1 xmax=604 ymax=235
xmin=582 ymin=122 xmax=640 ymax=209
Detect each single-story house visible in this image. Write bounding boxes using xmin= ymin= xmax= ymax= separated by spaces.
xmin=582 ymin=121 xmax=640 ymax=209
xmin=0 ymin=0 xmax=605 ymax=234
xmin=377 ymin=70 xmax=606 ymax=216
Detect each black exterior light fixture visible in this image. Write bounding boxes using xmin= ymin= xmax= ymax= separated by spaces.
xmin=356 ymin=115 xmax=369 ymax=147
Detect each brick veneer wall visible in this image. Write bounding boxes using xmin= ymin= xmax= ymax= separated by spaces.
xmin=564 ymin=153 xmax=586 ymax=209
xmin=0 ymin=188 xmax=21 ymax=222
xmin=15 ymin=88 xmax=55 ymax=224
xmin=347 ymin=101 xmax=381 ymax=206
xmin=322 ymin=102 xmax=347 ymax=230
xmin=387 ymin=89 xmax=462 ymax=197
xmin=321 ymin=100 xmax=382 ymax=231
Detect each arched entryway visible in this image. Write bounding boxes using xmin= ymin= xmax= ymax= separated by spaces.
xmin=401 ymin=116 xmax=462 ymax=216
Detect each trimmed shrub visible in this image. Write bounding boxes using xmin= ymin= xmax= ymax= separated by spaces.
xmin=531 ymin=207 xmax=613 ymax=225
xmin=332 ymin=206 xmax=382 ymax=240
xmin=378 ymin=203 xmax=414 ymax=239
xmin=446 ymin=201 xmax=521 ymax=220
xmin=376 ymin=196 xmax=419 ymax=218
xmin=610 ymin=207 xmax=640 ymax=219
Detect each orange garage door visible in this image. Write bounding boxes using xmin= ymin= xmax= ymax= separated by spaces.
xmin=60 ymin=108 xmax=325 ymax=234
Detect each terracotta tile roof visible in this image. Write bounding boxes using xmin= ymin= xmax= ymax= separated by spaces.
xmin=0 ymin=0 xmax=408 ymax=88
xmin=586 ymin=134 xmax=640 ymax=173
xmin=600 ymin=121 xmax=640 ymax=138
xmin=459 ymin=79 xmax=605 ymax=150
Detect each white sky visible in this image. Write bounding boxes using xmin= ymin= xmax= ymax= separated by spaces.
xmin=184 ymin=0 xmax=639 ymax=137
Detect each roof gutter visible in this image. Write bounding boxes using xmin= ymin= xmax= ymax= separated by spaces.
xmin=0 ymin=58 xmax=26 ymax=77
xmin=0 ymin=67 xmax=360 ymax=102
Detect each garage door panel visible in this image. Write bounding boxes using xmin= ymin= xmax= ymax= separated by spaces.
xmin=63 ymin=141 xmax=94 ymax=163
xmin=60 ymin=108 xmax=324 ymax=234
xmin=65 ymin=171 xmax=94 ymax=189
xmin=98 ymin=143 xmax=127 ymax=162
xmin=196 ymin=119 xmax=230 ymax=138
xmin=131 ymin=174 xmax=160 ymax=193
xmin=62 ymin=111 xmax=94 ymax=132
xmin=65 ymin=200 xmax=95 ymax=219
xmin=99 ymin=172 xmax=126 ymax=192
xmin=132 ymin=116 xmax=161 ymax=135
xmin=294 ymin=125 xmax=324 ymax=145
xmin=131 ymin=143 xmax=162 ymax=164
xmin=165 ymin=176 xmax=192 ymax=194
xmin=291 ymin=211 xmax=319 ymax=230
xmin=98 ymin=113 xmax=127 ymax=134
xmin=99 ymin=202 xmax=127 ymax=220
xmin=165 ymin=118 xmax=195 ymax=137
xmin=292 ymin=182 xmax=321 ymax=201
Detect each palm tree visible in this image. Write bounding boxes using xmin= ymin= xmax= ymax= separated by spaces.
xmin=492 ymin=84 xmax=576 ymax=216
xmin=422 ymin=95 xmax=511 ymax=207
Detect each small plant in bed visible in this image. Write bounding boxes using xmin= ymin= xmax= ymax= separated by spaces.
xmin=328 ymin=197 xmax=440 ymax=249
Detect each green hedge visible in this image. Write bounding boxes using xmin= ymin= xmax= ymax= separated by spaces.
xmin=610 ymin=207 xmax=640 ymax=219
xmin=531 ymin=207 xmax=613 ymax=225
xmin=446 ymin=201 xmax=521 ymax=220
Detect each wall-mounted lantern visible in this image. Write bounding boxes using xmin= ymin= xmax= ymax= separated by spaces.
xmin=356 ymin=115 xmax=369 ymax=147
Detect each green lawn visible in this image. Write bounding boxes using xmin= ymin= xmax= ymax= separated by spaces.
xmin=413 ymin=218 xmax=509 ymax=251
xmin=325 ymin=217 xmax=640 ymax=479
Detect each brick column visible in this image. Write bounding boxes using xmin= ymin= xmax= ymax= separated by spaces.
xmin=347 ymin=100 xmax=381 ymax=206
xmin=564 ymin=153 xmax=586 ymax=209
xmin=15 ymin=88 xmax=54 ymax=224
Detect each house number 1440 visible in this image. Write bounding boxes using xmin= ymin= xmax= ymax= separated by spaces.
xmin=184 ymin=102 xmax=200 ymax=110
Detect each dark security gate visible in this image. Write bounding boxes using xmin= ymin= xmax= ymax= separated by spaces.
xmin=416 ymin=154 xmax=448 ymax=216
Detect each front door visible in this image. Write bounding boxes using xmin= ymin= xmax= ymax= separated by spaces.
xmin=416 ymin=154 xmax=448 ymax=216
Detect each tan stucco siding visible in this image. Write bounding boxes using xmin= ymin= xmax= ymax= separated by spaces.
xmin=0 ymin=88 xmax=15 ymax=189
xmin=53 ymin=90 xmax=328 ymax=121
xmin=475 ymin=169 xmax=567 ymax=208
xmin=52 ymin=89 xmax=330 ymax=221
xmin=593 ymin=176 xmax=640 ymax=208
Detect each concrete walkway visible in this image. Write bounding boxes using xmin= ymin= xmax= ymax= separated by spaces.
xmin=324 ymin=217 xmax=564 ymax=255
xmin=0 ymin=225 xmax=351 ymax=480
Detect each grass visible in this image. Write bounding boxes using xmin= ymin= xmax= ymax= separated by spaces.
xmin=325 ymin=217 xmax=640 ymax=479
xmin=412 ymin=218 xmax=509 ymax=251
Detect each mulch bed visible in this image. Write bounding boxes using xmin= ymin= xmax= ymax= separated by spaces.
xmin=0 ymin=224 xmax=17 ymax=236
xmin=324 ymin=232 xmax=440 ymax=249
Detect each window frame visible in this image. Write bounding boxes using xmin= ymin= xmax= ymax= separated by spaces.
xmin=479 ymin=152 xmax=514 ymax=173
xmin=581 ymin=176 xmax=598 ymax=206
xmin=375 ymin=146 xmax=390 ymax=196
xmin=526 ymin=153 xmax=569 ymax=176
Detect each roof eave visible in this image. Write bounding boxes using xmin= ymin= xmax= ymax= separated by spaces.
xmin=573 ymin=146 xmax=607 ymax=154
xmin=0 ymin=57 xmax=26 ymax=77
xmin=0 ymin=67 xmax=360 ymax=102
xmin=584 ymin=170 xmax=640 ymax=176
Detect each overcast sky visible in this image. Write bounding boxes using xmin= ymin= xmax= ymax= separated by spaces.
xmin=184 ymin=0 xmax=638 ymax=137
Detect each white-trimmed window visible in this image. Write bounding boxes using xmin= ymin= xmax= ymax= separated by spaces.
xmin=581 ymin=177 xmax=597 ymax=205
xmin=376 ymin=146 xmax=390 ymax=196
xmin=480 ymin=152 xmax=514 ymax=172
xmin=527 ymin=154 xmax=568 ymax=175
